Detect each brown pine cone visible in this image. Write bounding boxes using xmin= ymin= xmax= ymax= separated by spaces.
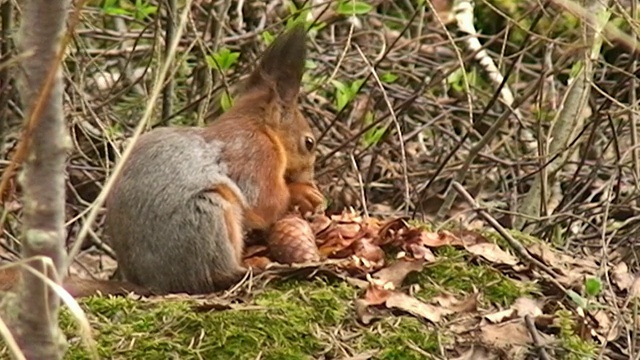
xmin=268 ymin=215 xmax=320 ymax=264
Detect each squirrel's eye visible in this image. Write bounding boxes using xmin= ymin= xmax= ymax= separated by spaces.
xmin=304 ymin=136 xmax=315 ymax=151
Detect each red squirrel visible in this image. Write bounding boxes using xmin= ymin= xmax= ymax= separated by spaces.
xmin=0 ymin=24 xmax=324 ymax=297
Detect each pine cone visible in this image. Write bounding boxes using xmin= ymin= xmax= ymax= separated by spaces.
xmin=268 ymin=215 xmax=320 ymax=264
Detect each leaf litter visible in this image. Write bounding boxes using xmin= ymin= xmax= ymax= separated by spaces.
xmin=68 ymin=208 xmax=637 ymax=358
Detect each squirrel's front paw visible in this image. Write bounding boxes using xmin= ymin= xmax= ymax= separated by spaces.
xmin=288 ymin=182 xmax=325 ymax=215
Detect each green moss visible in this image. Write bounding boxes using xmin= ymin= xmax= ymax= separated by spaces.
xmin=408 ymin=246 xmax=536 ymax=307
xmin=59 ymin=278 xmax=359 ymax=359
xmin=553 ymin=310 xmax=597 ymax=360
xmin=360 ymin=317 xmax=442 ymax=359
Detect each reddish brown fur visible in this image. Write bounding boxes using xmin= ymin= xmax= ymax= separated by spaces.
xmin=210 ymin=183 xmax=247 ymax=263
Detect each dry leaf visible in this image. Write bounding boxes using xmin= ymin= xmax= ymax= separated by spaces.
xmin=466 ymin=243 xmax=519 ymax=265
xmin=385 ymin=292 xmax=444 ymax=323
xmin=373 ymin=259 xmax=425 ymax=289
xmin=363 ymin=284 xmax=393 ymax=306
xmin=484 ymin=309 xmax=515 ymax=323
xmin=591 ymin=310 xmax=619 ymax=342
xmin=405 ymin=243 xmax=436 ymax=261
xmin=480 ymin=320 xmax=532 ymax=347
xmin=629 ymin=277 xmax=640 ymax=299
xmin=512 ymin=297 xmax=543 ymax=318
xmin=354 ymin=298 xmax=378 ymax=325
xmin=432 ymin=292 xmax=478 ymax=313
xmin=352 ymin=239 xmax=385 ymax=265
xmin=611 ymin=262 xmax=634 ymax=291
xmin=450 ymin=346 xmax=497 ymax=360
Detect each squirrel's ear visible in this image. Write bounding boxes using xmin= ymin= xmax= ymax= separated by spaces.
xmin=247 ymin=23 xmax=307 ymax=104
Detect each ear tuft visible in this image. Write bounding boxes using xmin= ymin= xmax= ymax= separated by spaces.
xmin=247 ymin=23 xmax=307 ymax=104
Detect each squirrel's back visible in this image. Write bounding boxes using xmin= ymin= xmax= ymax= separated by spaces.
xmin=106 ymin=127 xmax=248 ymax=294
xmin=104 ymin=24 xmax=323 ymax=295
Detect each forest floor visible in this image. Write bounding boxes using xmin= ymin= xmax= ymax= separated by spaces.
xmin=1 ymin=0 xmax=639 ymax=359
xmin=54 ymin=211 xmax=633 ymax=360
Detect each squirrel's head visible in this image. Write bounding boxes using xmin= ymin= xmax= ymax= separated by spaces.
xmin=242 ymin=23 xmax=316 ymax=183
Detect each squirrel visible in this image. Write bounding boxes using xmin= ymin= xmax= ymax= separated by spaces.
xmin=0 ymin=24 xmax=324 ymax=297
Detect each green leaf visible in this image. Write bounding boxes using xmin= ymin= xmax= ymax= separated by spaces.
xmin=220 ymin=91 xmax=234 ymax=112
xmin=102 ymin=0 xmax=119 ymax=8
xmin=103 ymin=7 xmax=131 ymax=16
xmin=350 ymin=79 xmax=364 ymax=94
xmin=305 ymin=60 xmax=317 ymax=70
xmin=132 ymin=0 xmax=157 ymax=20
xmin=331 ymin=80 xmax=350 ymax=111
xmin=331 ymin=80 xmax=348 ymax=94
xmin=207 ymin=48 xmax=240 ymax=72
xmin=567 ymin=290 xmax=588 ymax=309
xmin=261 ymin=31 xmax=275 ymax=46
xmin=570 ymin=61 xmax=584 ymax=78
xmin=336 ymin=1 xmax=373 ymax=16
xmin=584 ymin=278 xmax=602 ymax=298
xmin=380 ymin=72 xmax=398 ymax=83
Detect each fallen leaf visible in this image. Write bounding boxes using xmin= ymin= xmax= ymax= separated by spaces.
xmin=442 ymin=229 xmax=486 ymax=246
xmin=354 ymin=298 xmax=378 ymax=325
xmin=308 ymin=214 xmax=333 ymax=236
xmin=611 ymin=262 xmax=634 ymax=291
xmin=480 ymin=319 xmax=532 ymax=347
xmin=466 ymin=243 xmax=519 ymax=265
xmin=484 ymin=309 xmax=515 ymax=323
xmin=630 ymin=277 xmax=640 ymax=299
xmin=352 ymin=239 xmax=385 ymax=265
xmin=385 ymin=292 xmax=445 ymax=323
xmin=512 ymin=297 xmax=543 ymax=318
xmin=450 ymin=346 xmax=497 ymax=360
xmin=362 ymin=284 xmax=393 ymax=306
xmin=373 ymin=259 xmax=425 ymax=289
xmin=432 ymin=292 xmax=478 ymax=313
xmin=591 ymin=310 xmax=619 ymax=342
xmin=405 ymin=243 xmax=436 ymax=261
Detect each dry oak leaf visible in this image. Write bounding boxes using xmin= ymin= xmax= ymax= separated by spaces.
xmin=630 ymin=277 xmax=640 ymax=299
xmin=450 ymin=346 xmax=498 ymax=360
xmin=315 ymin=210 xmax=379 ymax=257
xmin=465 ymin=243 xmax=518 ymax=266
xmin=349 ymin=239 xmax=385 ymax=272
xmin=485 ymin=297 xmax=542 ymax=324
xmin=442 ymin=229 xmax=487 ymax=246
xmin=404 ymin=243 xmax=436 ymax=261
xmin=611 ymin=262 xmax=634 ymax=291
xmin=372 ymin=259 xmax=426 ymax=289
xmin=357 ymin=281 xmax=446 ymax=324
xmin=480 ymin=319 xmax=534 ymax=348
xmin=355 ymin=284 xmax=392 ymax=325
xmin=308 ymin=214 xmax=333 ymax=236
xmin=526 ymin=243 xmax=598 ymax=288
xmin=385 ymin=292 xmax=446 ymax=323
xmin=432 ymin=292 xmax=479 ymax=314
xmin=484 ymin=309 xmax=515 ymax=324
xmin=591 ymin=310 xmax=620 ymax=342
xmin=528 ymin=243 xmax=598 ymax=274
xmin=512 ymin=297 xmax=543 ymax=318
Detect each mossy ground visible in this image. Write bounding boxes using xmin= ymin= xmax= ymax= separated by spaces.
xmin=52 ymin=243 xmax=595 ymax=360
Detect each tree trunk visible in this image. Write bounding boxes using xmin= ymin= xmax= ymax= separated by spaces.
xmin=5 ymin=0 xmax=71 ymax=358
